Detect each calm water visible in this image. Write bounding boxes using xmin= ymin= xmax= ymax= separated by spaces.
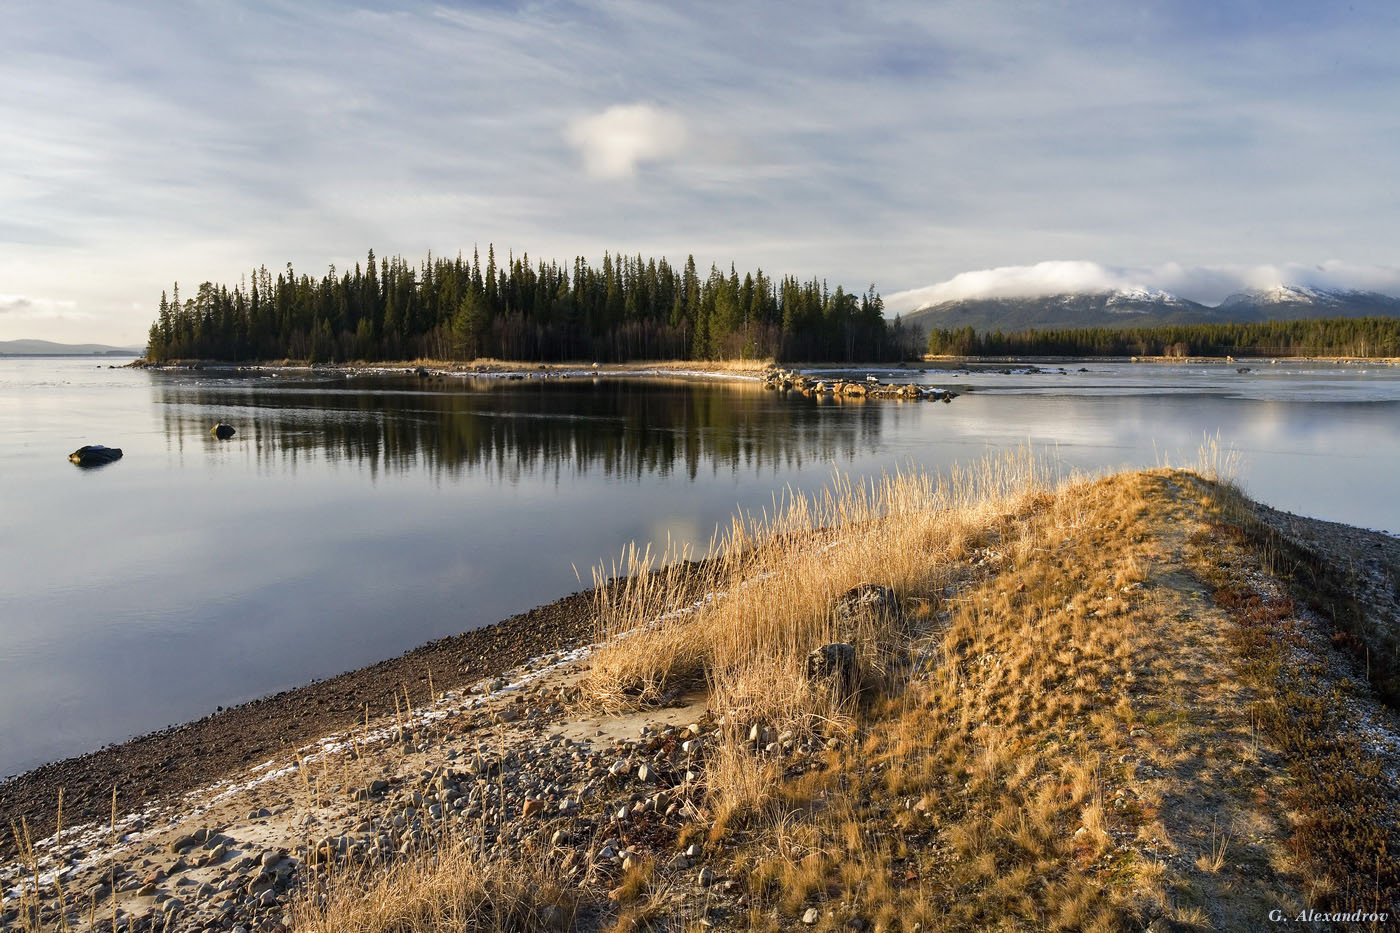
xmin=3 ymin=357 xmax=1399 ymax=778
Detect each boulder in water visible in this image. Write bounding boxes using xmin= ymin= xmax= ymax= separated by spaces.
xmin=68 ymin=445 xmax=123 ymax=466
xmin=210 ymin=423 xmax=236 ymax=440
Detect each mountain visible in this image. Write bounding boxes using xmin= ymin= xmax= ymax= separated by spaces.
xmin=900 ymin=287 xmax=1400 ymax=336
xmin=1214 ymin=286 xmax=1400 ymax=321
xmin=0 ymin=339 xmax=145 ymax=356
xmin=900 ymin=289 xmax=1225 ymax=335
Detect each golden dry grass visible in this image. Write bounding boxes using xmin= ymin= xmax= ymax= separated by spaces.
xmin=283 ymin=452 xmax=1396 ymax=931
xmin=671 ymin=464 xmax=1378 ymax=931
xmin=290 ymin=842 xmax=575 ymax=933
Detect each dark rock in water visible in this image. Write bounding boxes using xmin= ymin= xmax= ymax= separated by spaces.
xmin=415 ymin=366 xmax=429 ymax=378
xmin=210 ymin=423 xmax=236 ymax=440
xmin=68 ymin=445 xmax=123 ymax=466
xmin=805 ymin=643 xmax=858 ymax=693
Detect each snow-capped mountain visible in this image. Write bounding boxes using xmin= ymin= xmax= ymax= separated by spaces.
xmin=1215 ymin=286 xmax=1400 ymax=318
xmin=900 ymin=286 xmax=1400 ymax=335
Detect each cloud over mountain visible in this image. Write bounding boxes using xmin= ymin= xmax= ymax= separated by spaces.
xmin=886 ymin=261 xmax=1400 ymax=313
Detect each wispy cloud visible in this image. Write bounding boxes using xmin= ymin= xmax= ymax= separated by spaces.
xmin=2 ymin=2 xmax=1400 ymax=342
xmin=886 ymin=261 xmax=1400 ymax=312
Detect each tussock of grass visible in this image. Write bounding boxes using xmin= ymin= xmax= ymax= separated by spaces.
xmin=583 ymin=452 xmax=1050 ymax=723
xmin=290 ymin=842 xmax=574 ymax=933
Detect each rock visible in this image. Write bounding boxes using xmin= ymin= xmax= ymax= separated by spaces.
xmin=803 ymin=907 xmax=820 ymax=925
xmin=805 ymin=643 xmax=858 ymax=693
xmin=832 ymin=583 xmax=902 ymax=627
xmin=170 ymin=834 xmax=201 ymax=854
xmin=68 ymin=444 xmax=123 ymax=466
xmin=210 ymin=423 xmax=236 ymax=440
xmin=522 ymin=799 xmax=545 ymax=819
xmin=697 ymin=866 xmax=715 ymax=886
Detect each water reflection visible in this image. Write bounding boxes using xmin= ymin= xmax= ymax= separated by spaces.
xmin=152 ymin=375 xmax=893 ymax=482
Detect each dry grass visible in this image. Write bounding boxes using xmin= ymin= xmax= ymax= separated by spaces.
xmin=610 ymin=459 xmax=1372 ymax=930
xmin=290 ymin=841 xmax=575 ymax=933
xmin=271 ymin=451 xmax=1394 ymax=931
xmin=582 ymin=451 xmax=1051 ymax=718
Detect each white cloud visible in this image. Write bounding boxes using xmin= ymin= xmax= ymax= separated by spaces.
xmin=565 ymin=103 xmax=687 ymax=179
xmin=886 ymin=261 xmax=1400 ymax=313
xmin=0 ymin=294 xmax=88 ymax=320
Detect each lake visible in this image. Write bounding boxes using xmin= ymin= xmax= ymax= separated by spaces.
xmin=3 ymin=356 xmax=1399 ymax=778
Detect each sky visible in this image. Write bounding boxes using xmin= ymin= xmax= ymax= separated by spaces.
xmin=3 ymin=1 xmax=1400 ymax=345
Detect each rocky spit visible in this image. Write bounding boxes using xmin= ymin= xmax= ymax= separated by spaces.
xmin=0 ymin=632 xmax=854 ymax=933
xmin=760 ymin=368 xmax=956 ymax=401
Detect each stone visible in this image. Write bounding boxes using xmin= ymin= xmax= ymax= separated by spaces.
xmin=832 ymin=584 xmax=902 ymax=627
xmin=697 ymin=866 xmax=715 ymax=886
xmin=68 ymin=445 xmax=123 ymax=466
xmin=805 ymin=643 xmax=858 ymax=693
xmin=803 ymin=907 xmax=820 ymax=925
xmin=210 ymin=424 xmax=236 ymax=440
xmin=522 ymin=798 xmax=545 ymax=819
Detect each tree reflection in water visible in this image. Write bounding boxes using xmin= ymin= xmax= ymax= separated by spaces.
xmin=154 ymin=373 xmax=890 ymax=482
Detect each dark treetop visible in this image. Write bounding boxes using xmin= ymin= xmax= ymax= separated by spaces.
xmin=146 ymin=248 xmax=916 ymax=364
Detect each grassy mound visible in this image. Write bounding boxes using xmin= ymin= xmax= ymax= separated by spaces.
xmin=292 ymin=459 xmax=1399 ymax=932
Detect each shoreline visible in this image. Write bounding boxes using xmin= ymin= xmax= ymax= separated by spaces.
xmin=3 ymin=474 xmax=1397 ymax=930
xmin=4 ymin=495 xmax=1393 ymax=851
xmin=0 ymin=583 xmax=601 ymax=861
xmin=126 ymin=353 xmax=1400 ymax=374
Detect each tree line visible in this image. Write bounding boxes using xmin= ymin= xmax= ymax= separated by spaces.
xmin=926 ymin=318 xmax=1400 ymax=358
xmin=145 ymin=247 xmax=912 ymax=363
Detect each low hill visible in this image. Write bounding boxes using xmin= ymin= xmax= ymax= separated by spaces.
xmin=0 ymin=339 xmax=144 ymax=356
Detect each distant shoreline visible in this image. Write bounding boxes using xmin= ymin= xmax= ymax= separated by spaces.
xmin=125 ymin=353 xmax=1400 ymax=374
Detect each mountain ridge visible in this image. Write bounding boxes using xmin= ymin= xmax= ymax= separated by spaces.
xmin=899 ymin=287 xmax=1400 ymax=335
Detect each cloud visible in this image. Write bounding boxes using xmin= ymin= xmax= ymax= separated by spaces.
xmin=886 ymin=261 xmax=1400 ymax=313
xmin=565 ymin=103 xmax=687 ymax=179
xmin=0 ymin=294 xmax=88 ymax=320
xmin=4 ymin=2 xmax=1400 ymax=342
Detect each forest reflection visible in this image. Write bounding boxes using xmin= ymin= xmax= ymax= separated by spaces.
xmin=153 ymin=374 xmax=890 ymax=482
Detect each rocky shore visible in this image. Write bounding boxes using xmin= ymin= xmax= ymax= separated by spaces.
xmin=0 ymin=640 xmax=732 ymax=931
xmin=4 ymin=479 xmax=1398 ymax=932
xmin=0 ymin=585 xmax=600 ymax=866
